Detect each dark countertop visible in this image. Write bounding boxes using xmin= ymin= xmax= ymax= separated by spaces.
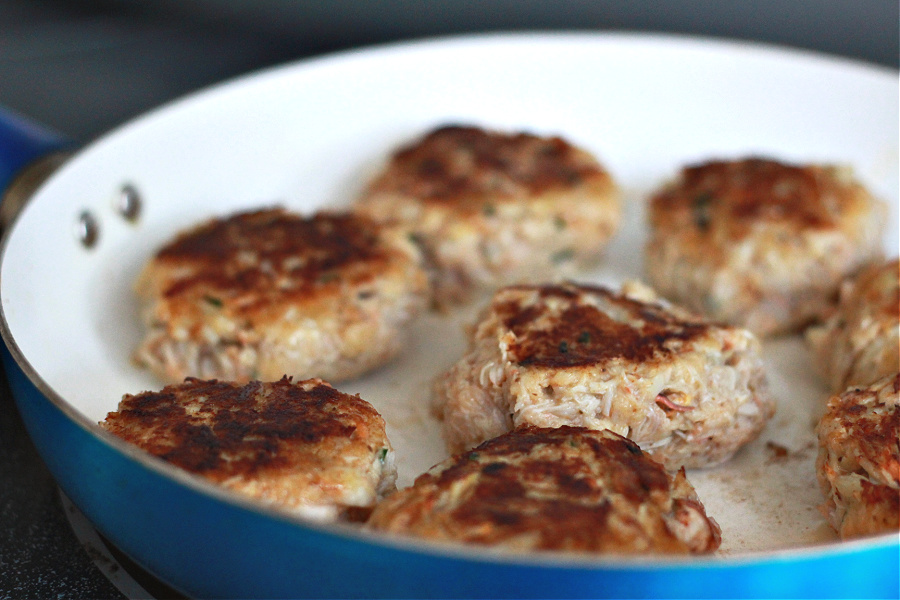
xmin=0 ymin=2 xmax=896 ymax=598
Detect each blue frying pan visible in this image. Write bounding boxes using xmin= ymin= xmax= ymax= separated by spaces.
xmin=1 ymin=33 xmax=897 ymax=598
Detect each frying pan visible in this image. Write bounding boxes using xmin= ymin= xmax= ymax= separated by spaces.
xmin=1 ymin=33 xmax=898 ymax=598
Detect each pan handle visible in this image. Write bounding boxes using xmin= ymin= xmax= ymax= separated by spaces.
xmin=0 ymin=106 xmax=72 ymax=231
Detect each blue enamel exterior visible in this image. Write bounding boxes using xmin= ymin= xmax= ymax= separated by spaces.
xmin=0 ymin=107 xmax=69 ymax=194
xmin=4 ymin=345 xmax=898 ymax=598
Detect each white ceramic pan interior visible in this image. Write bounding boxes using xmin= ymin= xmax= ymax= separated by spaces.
xmin=2 ymin=33 xmax=898 ymax=558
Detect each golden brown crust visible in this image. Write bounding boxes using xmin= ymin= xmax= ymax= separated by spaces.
xmin=103 ymin=377 xmax=372 ymax=477
xmin=495 ymin=284 xmax=710 ymax=368
xmin=816 ymin=373 xmax=900 ymax=538
xmin=651 ymin=158 xmax=867 ymax=239
xmin=367 ymin=426 xmax=721 ymax=554
xmin=142 ymin=208 xmax=413 ymax=324
xmin=367 ymin=125 xmax=613 ymax=210
xmin=102 ymin=377 xmax=396 ymax=519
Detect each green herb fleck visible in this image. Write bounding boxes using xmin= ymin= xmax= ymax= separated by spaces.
xmin=467 ymin=452 xmax=480 ymax=461
xmin=203 ymin=295 xmax=223 ymax=308
xmin=558 ymin=340 xmax=569 ymax=354
xmin=577 ymin=331 xmax=591 ymax=344
xmin=482 ymin=203 xmax=497 ymax=217
xmin=554 ymin=215 xmax=567 ymax=230
xmin=378 ymin=448 xmax=389 ymax=463
xmin=693 ymin=191 xmax=714 ymax=231
xmin=551 ymin=248 xmax=575 ymax=264
xmin=702 ymin=293 xmax=721 ymax=314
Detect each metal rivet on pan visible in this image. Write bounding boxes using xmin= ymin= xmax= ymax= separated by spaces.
xmin=116 ymin=184 xmax=142 ymax=223
xmin=76 ymin=210 xmax=99 ymax=249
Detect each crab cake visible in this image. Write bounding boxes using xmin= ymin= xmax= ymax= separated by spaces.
xmin=354 ymin=125 xmax=621 ymax=305
xmin=806 ymin=258 xmax=899 ymax=392
xmin=367 ymin=426 xmax=721 ymax=554
xmin=101 ymin=377 xmax=397 ymax=521
xmin=645 ymin=158 xmax=885 ymax=337
xmin=433 ymin=282 xmax=774 ymax=470
xmin=815 ymin=373 xmax=900 ymax=539
xmin=133 ymin=208 xmax=428 ymax=384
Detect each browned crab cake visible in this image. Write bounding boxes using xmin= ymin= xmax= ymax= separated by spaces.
xmin=645 ymin=158 xmax=885 ymax=337
xmin=816 ymin=372 xmax=899 ymax=539
xmin=133 ymin=208 xmax=428 ymax=384
xmin=806 ymin=258 xmax=899 ymax=392
xmin=353 ymin=125 xmax=621 ymax=305
xmin=367 ymin=425 xmax=721 ymax=554
xmin=432 ymin=281 xmax=774 ymax=470
xmin=101 ymin=377 xmax=397 ymax=521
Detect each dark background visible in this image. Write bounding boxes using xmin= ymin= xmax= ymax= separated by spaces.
xmin=1 ymin=0 xmax=898 ymax=143
xmin=0 ymin=2 xmax=897 ymax=598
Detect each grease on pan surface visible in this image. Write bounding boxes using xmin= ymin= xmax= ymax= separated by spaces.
xmin=432 ymin=281 xmax=774 ymax=470
xmin=354 ymin=125 xmax=621 ymax=305
xmin=132 ymin=208 xmax=428 ymax=384
xmin=816 ymin=372 xmax=900 ymax=539
xmin=101 ymin=377 xmax=397 ymax=522
xmin=645 ymin=158 xmax=886 ymax=337
xmin=368 ymin=425 xmax=721 ymax=554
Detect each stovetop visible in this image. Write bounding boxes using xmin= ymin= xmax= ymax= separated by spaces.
xmin=0 ymin=2 xmax=895 ymax=598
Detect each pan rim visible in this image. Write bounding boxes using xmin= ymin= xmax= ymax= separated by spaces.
xmin=1 ymin=29 xmax=897 ymax=573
